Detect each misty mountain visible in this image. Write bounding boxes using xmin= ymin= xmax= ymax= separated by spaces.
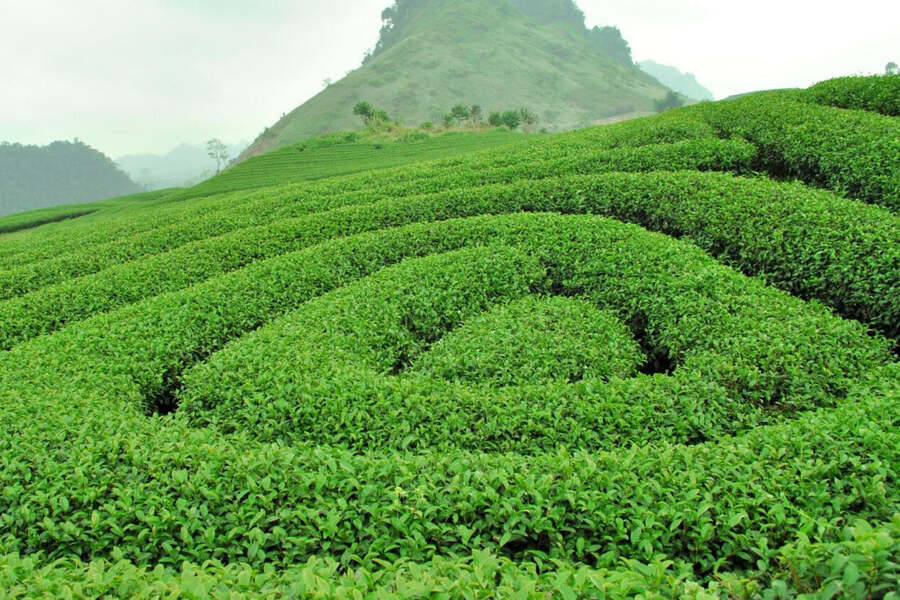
xmin=237 ymin=0 xmax=671 ymax=162
xmin=638 ymin=60 xmax=714 ymax=101
xmin=0 ymin=140 xmax=139 ymax=217
xmin=117 ymin=141 xmax=249 ymax=191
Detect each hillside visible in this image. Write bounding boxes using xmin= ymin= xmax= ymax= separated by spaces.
xmin=639 ymin=59 xmax=715 ymax=100
xmin=0 ymin=140 xmax=139 ymax=216
xmin=1 ymin=76 xmax=899 ymax=596
xmin=236 ymin=0 xmax=670 ymax=162
xmin=189 ymin=127 xmax=522 ymax=197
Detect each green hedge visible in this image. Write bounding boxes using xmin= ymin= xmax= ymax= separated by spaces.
xmin=409 ymin=295 xmax=643 ymax=386
xmin=682 ymin=92 xmax=900 ymax=211
xmin=177 ymin=223 xmax=886 ymax=453
xmin=0 ymin=551 xmax=712 ymax=599
xmin=806 ymin=74 xmax=900 ymax=116
xmin=0 ymin=215 xmax=894 ymax=578
xmin=0 ymin=137 xmax=753 ymax=299
xmin=3 ymin=168 xmax=895 ymax=353
xmin=0 ymin=114 xmax=716 ymax=270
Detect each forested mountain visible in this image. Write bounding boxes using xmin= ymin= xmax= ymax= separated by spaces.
xmin=0 ymin=140 xmax=139 ymax=216
xmin=236 ymin=0 xmax=670 ymax=162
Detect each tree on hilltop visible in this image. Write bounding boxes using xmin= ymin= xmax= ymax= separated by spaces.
xmin=450 ymin=104 xmax=471 ymax=126
xmin=501 ymin=110 xmax=521 ymax=129
xmin=470 ymin=105 xmax=482 ymax=125
xmin=518 ymin=107 xmax=537 ymax=127
xmin=353 ymin=101 xmax=374 ymax=125
xmin=887 ymin=62 xmax=899 ymax=75
xmin=654 ymin=91 xmax=685 ymax=113
xmin=206 ymin=138 xmax=229 ymax=174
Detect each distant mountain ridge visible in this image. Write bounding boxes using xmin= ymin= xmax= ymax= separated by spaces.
xmin=236 ymin=0 xmax=671 ymax=163
xmin=0 ymin=140 xmax=139 ymax=217
xmin=117 ymin=141 xmax=248 ymax=191
xmin=638 ymin=60 xmax=714 ymax=101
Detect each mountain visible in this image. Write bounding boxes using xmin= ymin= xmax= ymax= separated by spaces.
xmin=117 ymin=141 xmax=249 ymax=191
xmin=236 ymin=0 xmax=670 ymax=162
xmin=0 ymin=140 xmax=139 ymax=217
xmin=638 ymin=60 xmax=714 ymax=101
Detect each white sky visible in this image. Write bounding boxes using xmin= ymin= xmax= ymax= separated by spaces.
xmin=1 ymin=0 xmax=897 ymax=157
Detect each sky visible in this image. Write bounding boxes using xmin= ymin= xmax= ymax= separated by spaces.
xmin=1 ymin=0 xmax=897 ymax=157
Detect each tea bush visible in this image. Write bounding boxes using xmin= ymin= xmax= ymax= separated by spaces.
xmin=1 ymin=77 xmax=898 ymax=597
xmin=806 ymin=74 xmax=900 ymax=116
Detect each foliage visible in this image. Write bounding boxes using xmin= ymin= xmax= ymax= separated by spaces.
xmin=353 ymin=101 xmax=374 ymax=125
xmin=1 ymin=77 xmax=899 ymax=597
xmin=655 ymin=91 xmax=686 ymax=112
xmin=502 ymin=109 xmax=522 ymax=129
xmin=450 ymin=103 xmax=470 ymax=126
xmin=679 ymin=90 xmax=900 ymax=211
xmin=805 ymin=74 xmax=900 ymax=116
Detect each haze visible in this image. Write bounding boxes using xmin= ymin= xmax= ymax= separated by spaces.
xmin=2 ymin=0 xmax=897 ymax=157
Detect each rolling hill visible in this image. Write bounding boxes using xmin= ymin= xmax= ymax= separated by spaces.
xmin=236 ymin=0 xmax=671 ymax=162
xmin=1 ymin=75 xmax=898 ymax=597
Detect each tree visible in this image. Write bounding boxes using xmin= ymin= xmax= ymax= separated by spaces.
xmin=654 ymin=91 xmax=685 ymax=113
xmin=450 ymin=104 xmax=470 ymax=126
xmin=442 ymin=113 xmax=455 ymax=128
xmin=206 ymin=138 xmax=229 ymax=174
xmin=353 ymin=101 xmax=374 ymax=125
xmin=373 ymin=109 xmax=390 ymax=123
xmin=501 ymin=110 xmax=521 ymax=129
xmin=470 ymin=105 xmax=482 ymax=125
xmin=518 ymin=107 xmax=537 ymax=127
xmin=887 ymin=62 xmax=899 ymax=75
xmin=488 ymin=111 xmax=503 ymax=127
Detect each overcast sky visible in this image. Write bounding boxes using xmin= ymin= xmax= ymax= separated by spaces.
xmin=2 ymin=0 xmax=897 ymax=157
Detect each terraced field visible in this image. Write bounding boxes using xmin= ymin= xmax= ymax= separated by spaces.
xmin=1 ymin=76 xmax=898 ymax=598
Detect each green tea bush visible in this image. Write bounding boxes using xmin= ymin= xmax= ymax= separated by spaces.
xmin=0 ymin=137 xmax=753 ymax=297
xmin=409 ymin=295 xmax=643 ymax=386
xmin=682 ymin=92 xmax=900 ymax=210
xmin=1 ymin=77 xmax=898 ymax=596
xmin=806 ymin=74 xmax=900 ymax=116
xmin=0 ymin=111 xmax=720 ymax=270
xmin=177 ymin=216 xmax=887 ymax=452
xmin=3 ymin=168 xmax=895 ymax=352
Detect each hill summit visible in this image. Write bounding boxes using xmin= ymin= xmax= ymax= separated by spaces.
xmin=237 ymin=0 xmax=670 ymax=162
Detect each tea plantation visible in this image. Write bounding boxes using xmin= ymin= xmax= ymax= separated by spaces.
xmin=1 ymin=76 xmax=898 ymax=598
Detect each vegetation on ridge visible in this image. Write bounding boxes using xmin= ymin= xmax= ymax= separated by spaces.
xmin=235 ymin=0 xmax=669 ymax=162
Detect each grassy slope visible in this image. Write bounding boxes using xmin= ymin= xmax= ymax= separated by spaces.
xmin=238 ymin=0 xmax=666 ymax=160
xmin=190 ymin=128 xmax=523 ymax=197
xmin=0 ymin=189 xmax=177 ymax=236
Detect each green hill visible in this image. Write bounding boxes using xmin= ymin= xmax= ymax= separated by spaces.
xmin=1 ymin=76 xmax=899 ymax=597
xmin=191 ymin=127 xmax=523 ymax=197
xmin=236 ymin=0 xmax=669 ymax=162
xmin=0 ymin=140 xmax=139 ymax=216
